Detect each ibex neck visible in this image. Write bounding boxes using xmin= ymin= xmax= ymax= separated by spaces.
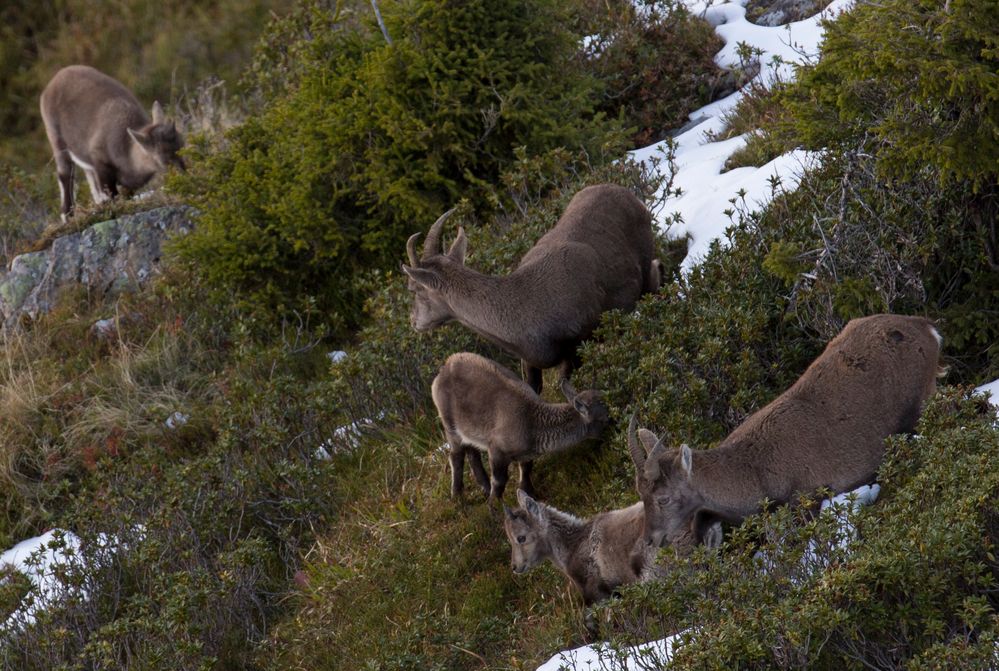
xmin=440 ymin=267 xmax=537 ymax=355
xmin=530 ymin=403 xmax=589 ymax=455
xmin=690 ymin=446 xmax=764 ymax=521
xmin=540 ymin=503 xmax=589 ymax=574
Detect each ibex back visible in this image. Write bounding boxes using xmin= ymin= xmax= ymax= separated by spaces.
xmin=631 ymin=314 xmax=942 ymax=550
xmin=40 ymin=65 xmax=185 ymax=222
xmin=403 ymin=184 xmax=662 ymax=392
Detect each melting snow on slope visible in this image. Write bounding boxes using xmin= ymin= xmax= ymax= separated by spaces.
xmin=0 ymin=530 xmax=82 ymax=630
xmin=631 ymin=0 xmax=852 ymax=272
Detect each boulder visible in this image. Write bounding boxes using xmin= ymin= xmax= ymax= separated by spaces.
xmin=0 ymin=206 xmax=193 ymax=329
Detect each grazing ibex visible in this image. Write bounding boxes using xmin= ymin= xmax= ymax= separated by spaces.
xmin=504 ymin=490 xmax=721 ymax=619
xmin=631 ymin=314 xmax=942 ymax=550
xmin=403 ymin=184 xmax=661 ymax=393
xmin=40 ymin=65 xmax=185 ymax=222
xmin=432 ymin=352 xmax=609 ymax=502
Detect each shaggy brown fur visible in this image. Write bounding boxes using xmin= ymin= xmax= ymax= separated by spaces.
xmin=432 ymin=352 xmax=609 ymax=502
xmin=504 ymin=490 xmax=721 ymax=632
xmin=403 ymin=184 xmax=661 ymax=393
xmin=631 ymin=314 xmax=942 ymax=550
xmin=40 ymin=65 xmax=185 ymax=221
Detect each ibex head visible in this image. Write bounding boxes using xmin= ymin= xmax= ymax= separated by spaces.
xmin=561 ymin=379 xmax=610 ymax=436
xmin=627 ymin=416 xmax=699 ymax=549
xmin=126 ymin=101 xmax=186 ymax=171
xmin=401 ymin=208 xmax=467 ymax=331
xmin=503 ymin=490 xmax=551 ymax=574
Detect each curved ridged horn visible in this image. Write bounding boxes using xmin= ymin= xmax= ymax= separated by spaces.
xmin=423 ymin=207 xmax=457 ymax=259
xmin=406 ymin=232 xmax=422 ymax=266
xmin=644 ymin=437 xmax=667 ymax=482
xmin=627 ymin=415 xmax=646 ymax=472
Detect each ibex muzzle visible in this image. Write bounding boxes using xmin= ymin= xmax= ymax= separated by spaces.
xmin=40 ymin=65 xmax=185 ymax=222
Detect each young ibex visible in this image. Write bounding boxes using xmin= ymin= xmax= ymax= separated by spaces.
xmin=432 ymin=352 xmax=609 ymax=502
xmin=40 ymin=65 xmax=185 ymax=222
xmin=404 ymin=184 xmax=662 ymax=393
xmin=631 ymin=314 xmax=942 ymax=550
xmin=504 ymin=490 xmax=721 ymax=616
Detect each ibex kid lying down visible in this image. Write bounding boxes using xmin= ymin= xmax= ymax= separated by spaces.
xmin=40 ymin=65 xmax=185 ymax=222
xmin=432 ymin=352 xmax=609 ymax=501
xmin=504 ymin=490 xmax=721 ymax=615
xmin=632 ymin=314 xmax=942 ymax=550
xmin=404 ymin=184 xmax=662 ymax=394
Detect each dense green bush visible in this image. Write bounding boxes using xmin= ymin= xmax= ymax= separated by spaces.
xmin=173 ymin=0 xmax=627 ymax=331
xmin=601 ymin=388 xmax=999 ymax=669
xmin=788 ymin=0 xmax=999 ymax=187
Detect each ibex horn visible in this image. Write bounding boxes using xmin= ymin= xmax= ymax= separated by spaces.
xmin=627 ymin=415 xmax=646 ymax=471
xmin=644 ymin=437 xmax=666 ymax=482
xmin=406 ymin=232 xmax=421 ymax=267
xmin=423 ymin=207 xmax=457 ymax=259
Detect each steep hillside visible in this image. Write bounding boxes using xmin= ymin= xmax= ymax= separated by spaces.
xmin=0 ymin=0 xmax=997 ymax=669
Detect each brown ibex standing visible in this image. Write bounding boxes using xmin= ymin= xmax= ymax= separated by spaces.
xmin=432 ymin=352 xmax=609 ymax=502
xmin=403 ymin=184 xmax=662 ymax=394
xmin=40 ymin=65 xmax=185 ymax=222
xmin=504 ymin=489 xmax=721 ymax=630
xmin=631 ymin=314 xmax=942 ymax=550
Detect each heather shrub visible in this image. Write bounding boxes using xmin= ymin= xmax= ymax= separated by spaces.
xmin=580 ymin=0 xmax=728 ymax=146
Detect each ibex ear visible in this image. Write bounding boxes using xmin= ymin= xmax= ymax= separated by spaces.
xmin=151 ymin=100 xmax=165 ymax=124
xmin=502 ymin=504 xmax=514 ymax=520
xmin=401 ymin=265 xmax=443 ymax=291
xmin=560 ymin=378 xmax=578 ymax=403
xmin=517 ymin=489 xmax=541 ymax=518
xmin=127 ymin=127 xmax=152 ymax=151
xmin=679 ymin=444 xmax=693 ymax=479
xmin=571 ymin=396 xmax=589 ymax=421
xmin=447 ymin=227 xmax=467 ymax=264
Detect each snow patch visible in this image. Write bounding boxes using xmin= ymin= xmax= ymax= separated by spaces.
xmin=537 ymin=633 xmax=680 ymax=671
xmin=975 ymin=378 xmax=999 ymax=418
xmin=631 ymin=0 xmax=852 ymax=272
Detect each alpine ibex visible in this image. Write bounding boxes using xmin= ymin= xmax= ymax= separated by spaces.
xmin=404 ymin=184 xmax=662 ymax=393
xmin=40 ymin=65 xmax=185 ymax=222
xmin=432 ymin=352 xmax=609 ymax=502
xmin=504 ymin=490 xmax=721 ymax=613
xmin=631 ymin=314 xmax=942 ymax=550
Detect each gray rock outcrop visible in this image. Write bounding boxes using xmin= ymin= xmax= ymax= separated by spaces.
xmin=0 ymin=206 xmax=193 ymax=329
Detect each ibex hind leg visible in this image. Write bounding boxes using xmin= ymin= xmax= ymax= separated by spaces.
xmin=467 ymin=449 xmax=490 ymax=496
xmin=522 ymin=362 xmax=543 ymax=394
xmin=446 ymin=435 xmax=468 ymax=498
xmin=54 ymin=155 xmax=75 ymax=222
xmin=488 ymin=455 xmax=511 ymax=505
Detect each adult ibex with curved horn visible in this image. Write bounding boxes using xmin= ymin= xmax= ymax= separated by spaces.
xmin=402 ymin=184 xmax=664 ymax=393
xmin=629 ymin=314 xmax=942 ymax=551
